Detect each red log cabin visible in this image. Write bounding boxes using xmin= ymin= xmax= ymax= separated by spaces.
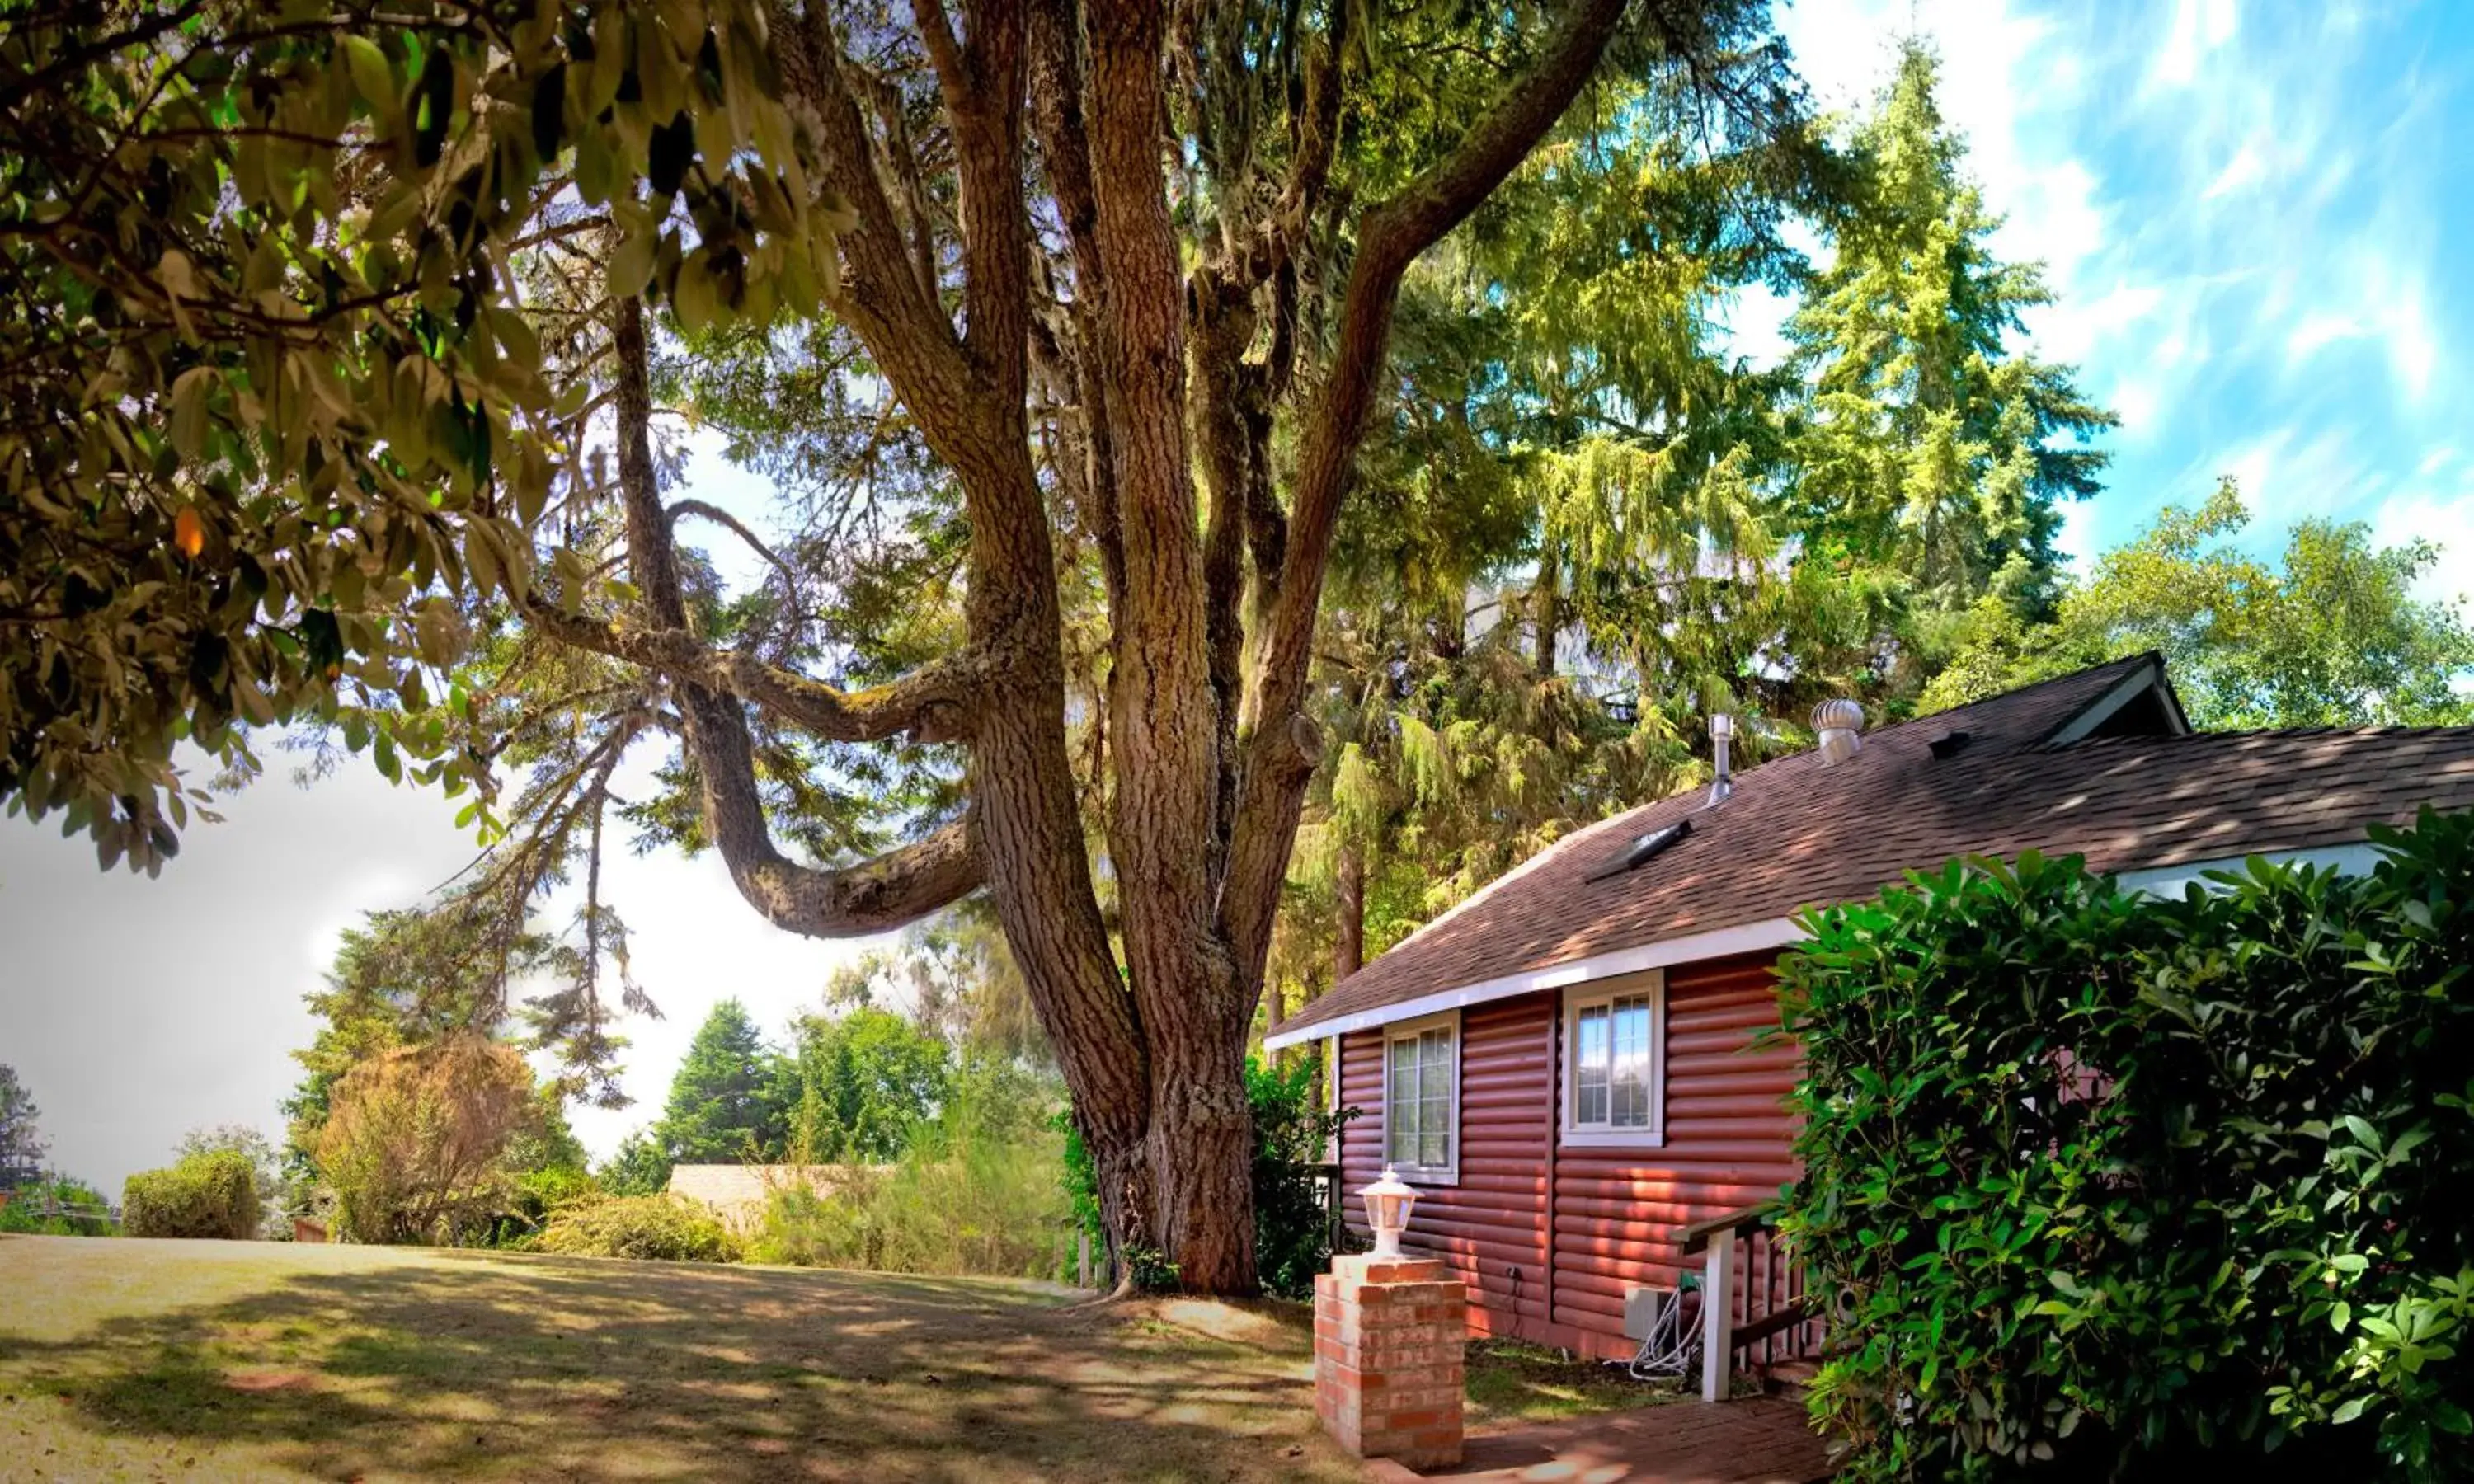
xmin=1263 ymin=653 xmax=2474 ymax=1382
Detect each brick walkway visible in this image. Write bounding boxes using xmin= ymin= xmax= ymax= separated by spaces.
xmin=1362 ymin=1397 xmax=1835 ymax=1483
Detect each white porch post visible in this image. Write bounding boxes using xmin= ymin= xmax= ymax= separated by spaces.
xmin=1700 ymin=1229 xmax=1735 ymax=1403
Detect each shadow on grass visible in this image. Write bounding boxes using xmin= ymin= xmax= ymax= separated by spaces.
xmin=0 ymin=1248 xmax=1349 ymax=1482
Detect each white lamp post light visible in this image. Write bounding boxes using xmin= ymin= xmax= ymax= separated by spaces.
xmin=1361 ymin=1165 xmax=1420 ymax=1257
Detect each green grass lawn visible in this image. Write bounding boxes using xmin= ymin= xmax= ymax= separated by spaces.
xmin=0 ymin=1235 xmax=1677 ymax=1481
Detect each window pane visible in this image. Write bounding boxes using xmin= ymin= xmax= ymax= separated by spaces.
xmin=1422 ymin=1082 xmax=1449 ymax=1168
xmin=1388 ymin=1037 xmax=1414 ymax=1162
xmin=1419 ymin=1029 xmax=1452 ymax=1169
xmin=1611 ymin=996 xmax=1651 ymax=1128
xmin=1576 ymin=1005 xmax=1609 ymax=1126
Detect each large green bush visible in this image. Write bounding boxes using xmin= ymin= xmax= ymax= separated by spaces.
xmin=534 ymin=1194 xmax=743 ymax=1263
xmin=122 ymin=1149 xmax=261 ymax=1239
xmin=1779 ymin=808 xmax=2474 ymax=1480
xmin=1249 ymin=1054 xmax=1354 ymax=1299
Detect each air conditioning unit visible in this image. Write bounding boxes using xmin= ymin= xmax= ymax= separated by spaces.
xmin=1622 ymin=1276 xmax=1705 ymax=1380
xmin=1623 ymin=1284 xmax=1677 ymax=1341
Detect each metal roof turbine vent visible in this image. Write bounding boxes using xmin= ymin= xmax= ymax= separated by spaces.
xmin=1813 ymin=698 xmax=1865 ymax=766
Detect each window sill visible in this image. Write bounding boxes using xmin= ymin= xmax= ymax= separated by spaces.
xmin=1390 ymin=1165 xmax=1460 ymax=1187
xmin=1558 ymin=1126 xmax=1666 ymax=1150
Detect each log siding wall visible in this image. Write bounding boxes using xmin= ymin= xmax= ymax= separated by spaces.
xmin=1335 ymin=951 xmax=1799 ymax=1361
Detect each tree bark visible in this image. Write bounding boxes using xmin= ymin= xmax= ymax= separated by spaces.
xmin=1080 ymin=0 xmax=1258 ymax=1296
xmin=1534 ymin=536 xmax=1561 ymax=679
xmin=1334 ymin=843 xmax=1365 ymax=984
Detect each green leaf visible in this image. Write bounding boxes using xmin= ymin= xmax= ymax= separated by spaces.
xmin=169 ymin=368 xmax=214 ymax=459
xmin=342 ymin=35 xmax=395 ymax=114
xmin=611 ymin=229 xmax=658 ymax=300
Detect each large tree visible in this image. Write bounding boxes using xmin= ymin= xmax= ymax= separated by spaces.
xmin=1785 ymin=38 xmax=2114 ymax=669
xmin=317 ymin=1034 xmax=543 ymax=1243
xmin=660 ymin=999 xmax=790 ymax=1162
xmin=461 ymin=0 xmax=1805 ymax=1293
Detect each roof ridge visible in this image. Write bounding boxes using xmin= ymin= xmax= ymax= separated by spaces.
xmin=2059 ymin=721 xmax=2474 ymax=746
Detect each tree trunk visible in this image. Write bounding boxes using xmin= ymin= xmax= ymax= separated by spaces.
xmin=1334 ymin=843 xmax=1365 ymax=984
xmin=1144 ymin=1021 xmax=1256 ymax=1291
xmin=1534 ymin=537 xmax=1560 ymax=679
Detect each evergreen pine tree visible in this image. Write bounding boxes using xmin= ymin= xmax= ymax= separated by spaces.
xmin=659 ymin=1001 xmax=789 ymax=1163
xmin=1786 ymin=39 xmax=2114 ymax=644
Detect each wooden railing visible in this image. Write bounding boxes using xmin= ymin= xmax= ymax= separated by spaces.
xmin=1681 ymin=1200 xmax=1823 ymax=1401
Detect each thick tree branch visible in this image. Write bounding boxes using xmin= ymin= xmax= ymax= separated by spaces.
xmin=668 ymin=498 xmax=799 ymax=593
xmin=1028 ymin=0 xmax=1126 ymax=621
xmin=520 ymin=599 xmax=995 ymax=746
xmin=591 ymin=296 xmax=983 ymax=937
xmin=1221 ymin=0 xmax=1633 ymax=994
xmin=1084 ymin=0 xmax=1235 ymax=1012
xmin=772 ymin=4 xmax=981 ymax=444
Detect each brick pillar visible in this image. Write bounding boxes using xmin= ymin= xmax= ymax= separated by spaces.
xmin=1314 ymin=1254 xmax=1466 ymax=1469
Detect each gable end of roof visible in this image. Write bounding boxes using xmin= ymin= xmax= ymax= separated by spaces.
xmin=2044 ymin=651 xmax=2191 ymax=744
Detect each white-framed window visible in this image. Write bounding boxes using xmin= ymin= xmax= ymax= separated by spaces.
xmin=1560 ymin=972 xmax=1666 ymax=1148
xmin=1381 ymin=1011 xmax=1460 ymax=1183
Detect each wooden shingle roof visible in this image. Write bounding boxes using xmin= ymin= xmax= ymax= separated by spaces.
xmin=1268 ymin=654 xmax=2474 ymax=1043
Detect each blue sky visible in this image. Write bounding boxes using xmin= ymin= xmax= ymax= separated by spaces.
xmin=5 ymin=0 xmax=2468 ymax=1199
xmin=1760 ymin=0 xmax=2474 ymax=592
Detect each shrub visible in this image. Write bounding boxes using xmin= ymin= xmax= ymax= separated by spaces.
xmin=535 ymin=1194 xmax=742 ymax=1263
xmin=753 ymin=1058 xmax=1070 ymax=1277
xmin=123 ymin=1149 xmax=261 ymax=1238
xmin=479 ymin=1165 xmax=597 ymax=1247
xmin=175 ymin=1125 xmax=285 ymax=1237
xmin=1779 ymin=808 xmax=2474 ymax=1481
xmin=1249 ymin=1053 xmax=1353 ymax=1299
xmin=317 ymin=1035 xmax=538 ymax=1244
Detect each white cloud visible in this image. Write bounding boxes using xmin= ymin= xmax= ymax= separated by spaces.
xmin=2372 ymin=489 xmax=2474 ymax=606
xmin=2152 ymin=0 xmax=2241 ymax=90
xmin=2034 ymin=281 xmax=2165 ymax=366
xmin=1717 ymin=284 xmax=1793 ymax=369
xmin=2109 ymin=376 xmax=2161 ymax=439
xmin=2202 ymin=139 xmax=2269 ymax=199
xmin=2287 ymin=309 xmax=2369 ymax=365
